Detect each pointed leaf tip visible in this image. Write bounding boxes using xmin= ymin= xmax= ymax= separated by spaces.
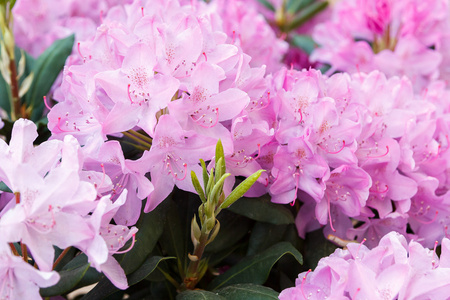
xmin=220 ymin=170 xmax=265 ymax=209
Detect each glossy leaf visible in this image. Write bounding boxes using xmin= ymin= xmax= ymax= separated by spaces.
xmin=176 ymin=290 xmax=225 ymax=300
xmin=247 ymin=222 xmax=288 ymax=256
xmin=208 ymin=242 xmax=302 ymax=290
xmin=220 ymin=170 xmax=264 ymax=209
xmin=227 ymin=194 xmax=294 ymax=225
xmin=216 ymin=284 xmax=279 ymax=299
xmin=24 ymin=34 xmax=74 ymax=121
xmin=40 ymin=263 xmax=90 ymax=297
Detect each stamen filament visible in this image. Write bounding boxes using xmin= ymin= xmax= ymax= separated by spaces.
xmin=127 ymin=84 xmax=134 ymax=104
xmin=301 ymin=269 xmax=312 ymax=299
xmin=43 ymin=96 xmax=52 ymax=110
xmin=114 ymin=233 xmax=136 ymax=254
xmin=415 ymin=210 xmax=438 ymax=225
xmin=369 ymin=184 xmax=389 ymax=194
xmin=319 ymin=140 xmax=346 ymax=154
xmin=366 ymin=145 xmax=389 ymax=159
xmin=327 ymin=193 xmax=336 ymax=232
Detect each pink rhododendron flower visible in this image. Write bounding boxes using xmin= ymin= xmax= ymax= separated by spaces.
xmin=280 ymin=231 xmax=450 ymax=299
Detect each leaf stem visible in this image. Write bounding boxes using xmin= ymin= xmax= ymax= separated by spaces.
xmin=181 ymin=228 xmax=209 ymax=290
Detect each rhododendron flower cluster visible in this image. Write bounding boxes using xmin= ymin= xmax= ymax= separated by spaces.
xmin=310 ymin=0 xmax=450 ymax=91
xmin=1 ymin=0 xmax=450 ymax=298
xmin=279 ymin=231 xmax=450 ymax=299
xmin=0 ymin=119 xmax=136 ymax=296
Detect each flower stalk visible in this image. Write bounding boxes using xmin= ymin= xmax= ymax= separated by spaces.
xmin=179 ymin=140 xmax=263 ymax=291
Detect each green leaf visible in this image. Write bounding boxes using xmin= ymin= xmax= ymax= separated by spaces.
xmin=0 ymin=181 xmax=12 ymax=193
xmin=287 ymin=0 xmax=314 ymax=14
xmin=208 ymin=242 xmax=302 ymax=290
xmin=216 ymin=284 xmax=279 ymax=299
xmin=159 ymin=198 xmax=190 ymax=275
xmin=24 ymin=34 xmax=74 ymax=121
xmin=191 ymin=171 xmax=206 ymax=203
xmin=128 ymin=256 xmax=176 ymax=286
xmin=227 ymin=194 xmax=294 ymax=225
xmin=247 ymin=222 xmax=288 ymax=256
xmin=62 ymin=253 xmax=103 ymax=290
xmin=214 ymin=140 xmax=225 ymax=183
xmin=205 ymin=210 xmax=252 ymax=253
xmin=220 ymin=170 xmax=265 ymax=209
xmin=303 ymin=228 xmax=337 ymax=271
xmin=286 ymin=1 xmax=328 ymax=31
xmin=40 ymin=263 xmax=90 ymax=297
xmin=118 ymin=198 xmax=168 ymax=275
xmin=81 ymin=256 xmax=174 ymax=300
xmin=208 ymin=173 xmax=230 ymax=206
xmin=256 ymin=0 xmax=275 ymax=11
xmin=176 ymin=290 xmax=225 ymax=300
xmin=200 ymin=159 xmax=209 ymax=192
xmin=291 ymin=34 xmax=316 ymax=55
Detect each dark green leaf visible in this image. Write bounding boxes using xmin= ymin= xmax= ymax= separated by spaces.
xmin=291 ymin=34 xmax=316 ymax=55
xmin=119 ymin=198 xmax=169 ymax=275
xmin=303 ymin=228 xmax=337 ymax=271
xmin=151 ymin=280 xmax=177 ymax=300
xmin=247 ymin=222 xmax=288 ymax=256
xmin=40 ymin=263 xmax=90 ymax=297
xmin=81 ymin=256 xmax=174 ymax=300
xmin=128 ymin=256 xmax=175 ymax=286
xmin=286 ymin=1 xmax=328 ymax=31
xmin=159 ymin=196 xmax=191 ymax=275
xmin=0 ymin=181 xmax=12 ymax=193
xmin=208 ymin=242 xmax=302 ymax=290
xmin=24 ymin=34 xmax=74 ymax=121
xmin=205 ymin=210 xmax=252 ymax=253
xmin=220 ymin=170 xmax=264 ymax=209
xmin=62 ymin=254 xmax=103 ymax=289
xmin=216 ymin=284 xmax=279 ymax=299
xmin=176 ymin=290 xmax=225 ymax=300
xmin=227 ymin=194 xmax=294 ymax=225
xmin=256 ymin=0 xmax=275 ymax=11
